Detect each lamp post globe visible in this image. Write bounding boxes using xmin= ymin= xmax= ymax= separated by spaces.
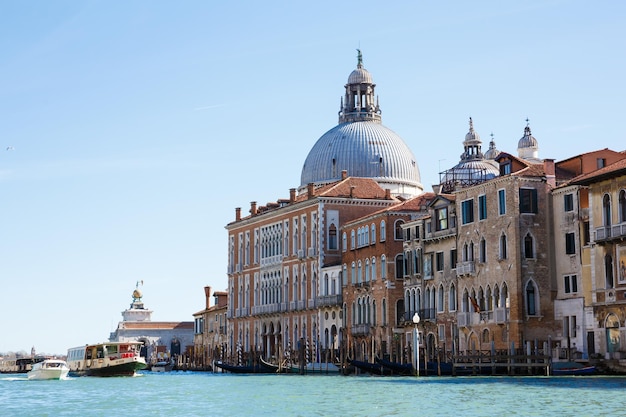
xmin=412 ymin=313 xmax=420 ymax=325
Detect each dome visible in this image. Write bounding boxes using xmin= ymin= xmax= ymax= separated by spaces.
xmin=484 ymin=134 xmax=500 ymax=160
xmin=300 ymin=121 xmax=422 ymax=197
xmin=518 ymin=125 xmax=538 ymax=149
xmin=464 ymin=117 xmax=481 ymax=144
xmin=348 ymin=67 xmax=373 ymax=84
xmin=441 ymin=159 xmax=499 ymax=184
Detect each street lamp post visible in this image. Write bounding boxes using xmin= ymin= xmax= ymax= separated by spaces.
xmin=412 ymin=312 xmax=420 ymax=377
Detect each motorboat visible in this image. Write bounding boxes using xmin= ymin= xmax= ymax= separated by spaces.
xmin=27 ymin=359 xmax=70 ymax=380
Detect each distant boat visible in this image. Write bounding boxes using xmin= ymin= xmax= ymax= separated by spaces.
xmin=289 ymin=362 xmax=341 ymax=374
xmin=67 ymin=342 xmax=147 ymax=377
xmin=348 ymin=359 xmax=390 ymax=375
xmin=214 ymin=358 xmax=279 ymax=374
xmin=27 ymin=359 xmax=70 ymax=380
xmin=374 ymin=357 xmax=414 ymax=376
xmin=151 ymin=359 xmax=175 ymax=372
xmin=551 ymin=361 xmax=596 ymax=376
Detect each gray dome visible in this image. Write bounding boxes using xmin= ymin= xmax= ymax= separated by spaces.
xmin=348 ymin=67 xmax=373 ymax=84
xmin=441 ymin=159 xmax=499 ymax=183
xmin=518 ymin=125 xmax=538 ymax=149
xmin=300 ymin=121 xmax=422 ymax=195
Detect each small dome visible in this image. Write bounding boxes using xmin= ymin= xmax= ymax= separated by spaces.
xmin=132 ymin=289 xmax=142 ymax=300
xmin=464 ymin=117 xmax=481 ymax=144
xmin=518 ymin=125 xmax=538 ymax=149
xmin=484 ymin=134 xmax=499 ymax=160
xmin=348 ymin=67 xmax=373 ymax=84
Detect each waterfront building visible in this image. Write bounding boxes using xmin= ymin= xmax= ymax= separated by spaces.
xmin=572 ymin=156 xmax=626 ymax=360
xmin=550 ymin=149 xmax=626 ymax=361
xmin=192 ymin=286 xmax=227 ymax=369
xmin=109 ymin=284 xmax=194 ymax=365
xmin=223 ymin=53 xmax=423 ymax=364
xmin=342 ymin=193 xmax=435 ymax=363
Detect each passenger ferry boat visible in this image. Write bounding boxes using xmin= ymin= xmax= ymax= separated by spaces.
xmin=67 ymin=342 xmax=147 ymax=377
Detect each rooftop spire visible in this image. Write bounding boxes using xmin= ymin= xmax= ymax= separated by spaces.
xmin=357 ymin=48 xmax=363 ymax=68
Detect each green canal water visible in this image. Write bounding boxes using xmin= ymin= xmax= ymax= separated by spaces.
xmin=1 ymin=371 xmax=624 ymax=416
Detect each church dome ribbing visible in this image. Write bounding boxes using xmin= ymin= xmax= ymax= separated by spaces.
xmin=299 ymin=51 xmax=422 ymax=198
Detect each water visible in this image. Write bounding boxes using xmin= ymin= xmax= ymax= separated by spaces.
xmin=2 ymin=371 xmax=625 ymax=416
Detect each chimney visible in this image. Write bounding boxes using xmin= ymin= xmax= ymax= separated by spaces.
xmin=235 ymin=207 xmax=241 ymax=221
xmin=290 ymin=188 xmax=296 ymax=203
xmin=341 ymin=170 xmax=348 ymax=180
xmin=308 ymin=183 xmax=315 ymax=199
xmin=544 ymin=159 xmax=556 ymax=188
xmin=385 ymin=189 xmax=391 ymax=200
xmin=204 ymin=286 xmax=212 ymax=310
xmin=350 ymin=185 xmax=356 ymax=198
xmin=250 ymin=201 xmax=257 ymax=216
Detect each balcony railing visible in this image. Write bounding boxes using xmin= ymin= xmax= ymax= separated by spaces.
xmin=595 ymin=222 xmax=626 ymax=242
xmin=316 ymin=294 xmax=343 ymax=307
xmin=351 ymin=324 xmax=371 ymax=336
xmin=456 ymin=261 xmax=476 ymax=277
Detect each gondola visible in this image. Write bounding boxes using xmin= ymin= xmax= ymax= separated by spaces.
xmin=374 ymin=357 xmax=414 ymax=376
xmin=214 ymin=359 xmax=279 ymax=374
xmin=551 ymin=362 xmax=596 ymax=376
xmin=348 ymin=359 xmax=390 ymax=375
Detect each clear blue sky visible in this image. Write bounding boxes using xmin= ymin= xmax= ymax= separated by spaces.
xmin=1 ymin=0 xmax=624 ymax=355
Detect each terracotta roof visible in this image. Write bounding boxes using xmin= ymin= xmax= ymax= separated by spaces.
xmin=343 ymin=192 xmax=435 ymax=227
xmin=572 ymin=158 xmax=626 ymax=185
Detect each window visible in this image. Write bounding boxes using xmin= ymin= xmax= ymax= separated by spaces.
xmin=565 ymin=232 xmax=576 ymax=255
xmin=500 ymin=162 xmax=511 ymax=175
xmin=603 ymin=194 xmax=611 ymax=227
xmin=394 ymin=220 xmax=404 ymax=240
xmin=479 ymin=238 xmax=486 ymax=263
xmin=564 ymin=275 xmax=578 ymax=294
xmin=371 ymin=224 xmax=376 ymax=244
xmin=619 ymin=190 xmax=626 ymax=223
xmin=478 ymin=195 xmax=487 ymax=220
xmin=342 ymin=232 xmax=347 ymax=252
xmin=461 ymin=199 xmax=474 ymax=224
xmin=381 ymin=256 xmax=387 ymax=279
xmin=424 ymin=253 xmax=433 ymax=279
xmin=436 ymin=252 xmax=444 ymax=272
xmin=525 ymin=281 xmax=537 ymax=316
xmin=499 ymin=234 xmax=508 ymax=260
xmin=351 ymin=230 xmax=356 ymax=249
xmin=498 ymin=189 xmax=506 ymax=215
xmin=328 ymin=224 xmax=337 ymax=250
xmin=380 ymin=221 xmax=386 ymax=242
xmin=524 ymin=233 xmax=534 ymax=259
xmin=449 ymin=284 xmax=457 ymax=311
xmin=605 ymin=254 xmax=614 ymax=288
xmin=450 ymin=249 xmax=457 ymax=269
xmin=519 ymin=188 xmax=538 ymax=214
xmin=396 ymin=254 xmax=404 ymax=279
xmin=436 ymin=207 xmax=448 ymax=231
xmin=564 ymin=194 xmax=574 ymax=212
xmin=583 ymin=221 xmax=590 ymax=246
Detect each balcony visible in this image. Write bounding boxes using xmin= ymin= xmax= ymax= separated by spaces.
xmin=316 ymin=294 xmax=343 ymax=307
xmin=351 ymin=324 xmax=371 ymax=336
xmin=456 ymin=261 xmax=476 ymax=277
xmin=595 ymin=222 xmax=626 ymax=243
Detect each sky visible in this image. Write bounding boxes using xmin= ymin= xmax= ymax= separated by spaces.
xmin=1 ymin=0 xmax=625 ymax=355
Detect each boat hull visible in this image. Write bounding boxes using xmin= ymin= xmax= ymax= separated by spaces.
xmin=67 ymin=342 xmax=147 ymax=377
xmin=289 ymin=362 xmax=341 ymax=374
xmin=214 ymin=361 xmax=277 ymax=374
xmin=27 ymin=360 xmax=70 ymax=380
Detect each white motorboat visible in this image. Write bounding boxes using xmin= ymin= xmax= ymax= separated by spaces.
xmin=27 ymin=359 xmax=70 ymax=380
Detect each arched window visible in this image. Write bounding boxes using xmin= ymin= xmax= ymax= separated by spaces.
xmin=526 ymin=280 xmax=538 ymax=316
xmin=371 ymin=257 xmax=377 ymax=281
xmin=469 ymin=241 xmax=474 ymax=261
xmin=438 ymin=284 xmax=444 ymax=312
xmin=351 ymin=262 xmax=356 ymax=285
xmin=619 ymin=190 xmax=626 ymax=223
xmin=372 ymin=300 xmax=377 ymax=326
xmin=499 ymin=234 xmax=508 ymax=260
xmin=350 ymin=230 xmax=356 ymax=249
xmin=328 ymin=223 xmax=338 ymax=250
xmin=524 ymin=233 xmax=534 ymax=259
xmin=342 ymin=232 xmax=347 ymax=252
xmin=365 ymin=259 xmax=370 ymax=282
xmin=382 ymin=299 xmax=387 ymax=325
xmin=395 ymin=254 xmax=404 ymax=279
xmin=357 ymin=261 xmax=363 ymax=284
xmin=449 ymin=284 xmax=457 ymax=312
xmin=381 ymin=255 xmax=387 ymax=279
xmin=482 ymin=329 xmax=490 ymax=344
xmin=606 ymin=254 xmax=615 ymax=288
xmin=604 ymin=194 xmax=612 ymax=227
xmin=394 ymin=220 xmax=405 ymax=240
xmin=371 ymin=224 xmax=376 ymax=244
xmin=380 ymin=220 xmax=386 ymax=242
xmin=479 ymin=238 xmax=486 ymax=263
